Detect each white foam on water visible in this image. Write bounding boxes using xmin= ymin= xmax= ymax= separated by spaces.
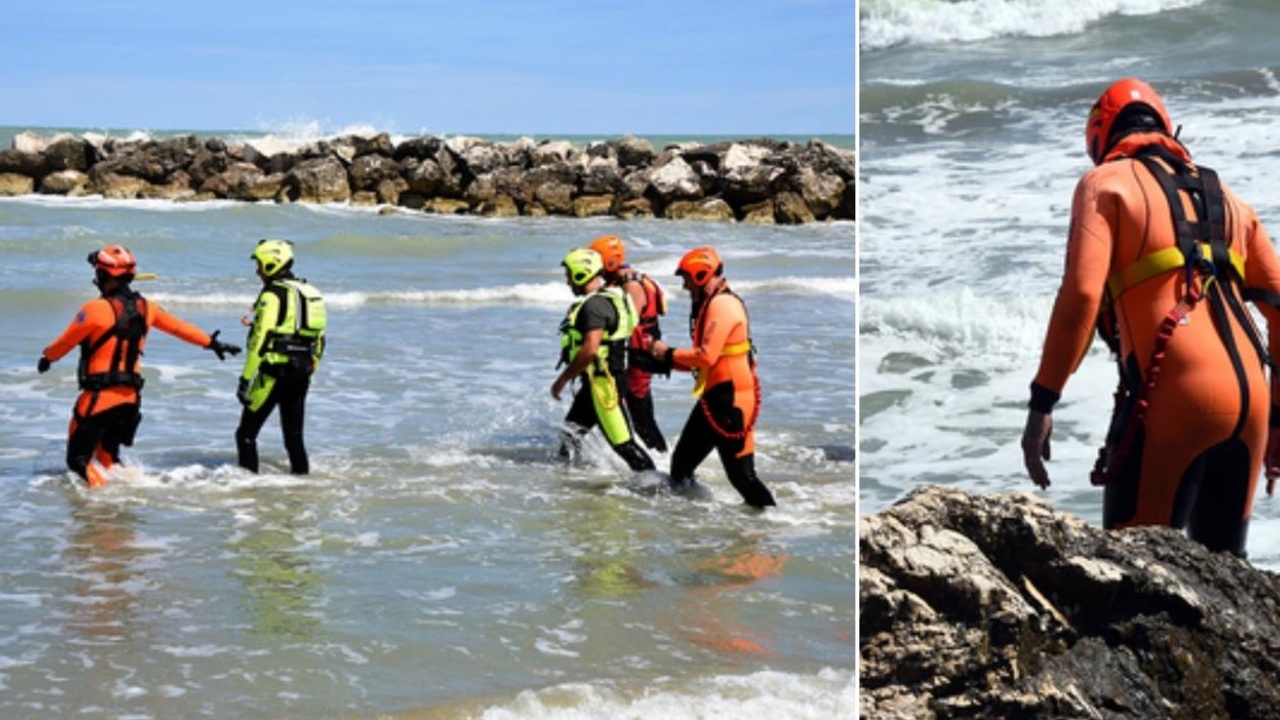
xmin=862 ymin=47 xmax=1280 ymax=566
xmin=146 ymin=282 xmax=573 ymax=310
xmin=861 ymin=0 xmax=1210 ymax=50
xmin=478 ymin=668 xmax=855 ymax=720
xmin=0 ymin=194 xmax=246 ymax=212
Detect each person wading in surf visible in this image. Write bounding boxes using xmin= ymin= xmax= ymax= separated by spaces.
xmin=650 ymin=247 xmax=775 ymax=508
xmin=235 ymin=239 xmax=326 ymax=475
xmin=551 ymin=247 xmax=655 ymax=473
xmin=38 ymin=245 xmax=240 ymax=487
xmin=589 ymin=234 xmax=670 ymax=453
xmin=1021 ymin=78 xmax=1280 ymax=556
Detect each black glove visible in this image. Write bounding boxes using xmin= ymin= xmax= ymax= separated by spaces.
xmin=236 ymin=378 xmax=251 ymax=407
xmin=205 ymin=330 xmax=241 ymax=361
xmin=628 ymin=347 xmax=670 ymax=377
xmin=37 ymin=356 xmax=51 ymax=374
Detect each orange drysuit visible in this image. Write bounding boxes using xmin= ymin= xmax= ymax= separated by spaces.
xmin=43 ymin=289 xmax=212 ymax=483
xmin=668 ymin=283 xmax=775 ymax=507
xmin=672 ymin=287 xmax=758 ymax=454
xmin=1032 ymin=132 xmax=1280 ymax=554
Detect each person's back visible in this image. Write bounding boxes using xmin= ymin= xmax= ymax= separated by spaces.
xmin=1023 ymin=78 xmax=1280 ymax=556
xmin=39 ymin=245 xmax=238 ymax=486
xmin=236 ymin=239 xmax=325 ymax=475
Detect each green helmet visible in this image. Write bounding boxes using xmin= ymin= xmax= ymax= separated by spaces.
xmin=561 ymin=248 xmax=603 ymax=287
xmin=253 ymin=238 xmax=294 ymax=278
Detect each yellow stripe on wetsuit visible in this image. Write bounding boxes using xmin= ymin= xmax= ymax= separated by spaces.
xmin=1107 ymin=242 xmax=1245 ymax=301
xmin=692 ymin=341 xmax=753 ymax=397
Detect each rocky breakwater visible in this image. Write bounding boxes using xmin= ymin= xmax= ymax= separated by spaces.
xmin=861 ymin=486 xmax=1280 ymax=720
xmin=0 ymin=131 xmax=854 ymax=224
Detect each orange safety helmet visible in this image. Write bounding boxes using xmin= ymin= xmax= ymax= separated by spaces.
xmin=1085 ymin=78 xmax=1173 ymax=165
xmin=589 ymin=234 xmax=627 ymax=273
xmin=87 ymin=244 xmax=137 ymax=277
xmin=675 ymin=246 xmax=723 ymax=287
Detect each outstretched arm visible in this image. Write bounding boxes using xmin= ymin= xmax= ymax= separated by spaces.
xmin=150 ymin=303 xmax=239 ymax=361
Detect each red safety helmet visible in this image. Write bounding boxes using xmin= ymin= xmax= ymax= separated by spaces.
xmin=675 ymin=246 xmax=722 ymax=287
xmin=87 ymin=244 xmax=137 ymax=277
xmin=1085 ymin=78 xmax=1173 ymax=165
xmin=589 ymin=234 xmax=627 ymax=273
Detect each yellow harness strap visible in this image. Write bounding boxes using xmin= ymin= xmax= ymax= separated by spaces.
xmin=1106 ymin=243 xmax=1245 ymax=302
xmin=691 ymin=341 xmax=753 ymax=397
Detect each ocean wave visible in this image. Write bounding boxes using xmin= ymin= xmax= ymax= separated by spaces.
xmin=860 ymin=290 xmax=1053 ymax=362
xmin=140 ymin=276 xmax=854 ymax=310
xmin=860 ymin=0 xmax=1209 ymax=51
xmin=477 ymin=667 xmax=855 ymax=720
xmin=147 ymin=282 xmax=574 ymax=310
xmin=734 ymin=276 xmax=856 ymax=302
xmin=0 ymin=194 xmax=247 ymax=212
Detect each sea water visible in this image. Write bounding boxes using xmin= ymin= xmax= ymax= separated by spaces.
xmin=860 ymin=0 xmax=1280 ymax=566
xmin=0 ymin=188 xmax=854 ymax=717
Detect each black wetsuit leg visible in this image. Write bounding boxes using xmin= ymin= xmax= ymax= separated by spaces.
xmin=612 ymin=439 xmax=655 ymax=472
xmin=608 ymin=371 xmax=653 ymax=472
xmin=627 ymin=391 xmax=668 ymax=453
xmin=235 ymin=400 xmax=274 ymax=474
xmin=1107 ymin=434 xmax=1253 ymax=557
xmin=715 ymin=444 xmax=775 ymax=508
xmin=560 ymin=381 xmax=598 ymax=461
xmin=276 ymin=372 xmax=310 ymax=475
xmin=1181 ymin=439 xmax=1252 ymax=557
xmin=670 ymin=404 xmax=717 ymax=489
xmin=671 ymin=384 xmax=775 ymax=508
xmin=66 ymin=403 xmax=138 ymax=480
xmin=236 ymin=370 xmax=310 ymax=475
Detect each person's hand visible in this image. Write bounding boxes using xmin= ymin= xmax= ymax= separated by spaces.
xmin=650 ymin=340 xmax=669 ymax=358
xmin=551 ymin=376 xmax=568 ymax=401
xmin=205 ymin=330 xmax=242 ymax=361
xmin=236 ymin=378 xmax=251 ymax=407
xmin=1266 ymin=426 xmax=1280 ymax=495
xmin=37 ymin=356 xmax=51 ymax=374
xmin=1021 ymin=410 xmax=1053 ymax=489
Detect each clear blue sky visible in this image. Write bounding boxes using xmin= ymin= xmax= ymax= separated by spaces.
xmin=3 ymin=0 xmax=854 ymax=136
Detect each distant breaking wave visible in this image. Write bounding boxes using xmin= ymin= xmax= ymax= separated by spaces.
xmin=860 ymin=0 xmax=1209 ymax=51
xmin=145 ymin=277 xmax=856 ymax=310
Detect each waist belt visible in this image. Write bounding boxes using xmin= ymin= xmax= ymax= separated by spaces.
xmin=1107 ymin=242 xmax=1244 ymax=302
xmin=268 ymin=335 xmax=317 ymax=356
xmin=80 ymin=371 xmax=145 ymax=391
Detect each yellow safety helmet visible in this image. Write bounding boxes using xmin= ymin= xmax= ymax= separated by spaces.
xmin=561 ymin=248 xmax=604 ymax=287
xmin=252 ymin=238 xmax=294 ymax=278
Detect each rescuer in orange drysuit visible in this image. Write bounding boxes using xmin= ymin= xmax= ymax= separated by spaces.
xmin=1021 ymin=78 xmax=1280 ymax=556
xmin=38 ymin=245 xmax=240 ymax=487
xmin=652 ymin=247 xmax=775 ymax=508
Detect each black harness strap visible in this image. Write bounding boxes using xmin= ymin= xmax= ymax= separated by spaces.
xmin=78 ymin=290 xmax=148 ymax=392
xmin=1133 ymin=147 xmax=1265 ymax=427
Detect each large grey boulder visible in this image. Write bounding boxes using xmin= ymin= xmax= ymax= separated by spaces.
xmin=648 ymin=155 xmax=703 ymax=201
xmin=286 ymin=157 xmax=350 ymax=203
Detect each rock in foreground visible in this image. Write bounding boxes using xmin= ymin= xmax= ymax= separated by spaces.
xmin=860 ymin=486 xmax=1280 ymax=720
